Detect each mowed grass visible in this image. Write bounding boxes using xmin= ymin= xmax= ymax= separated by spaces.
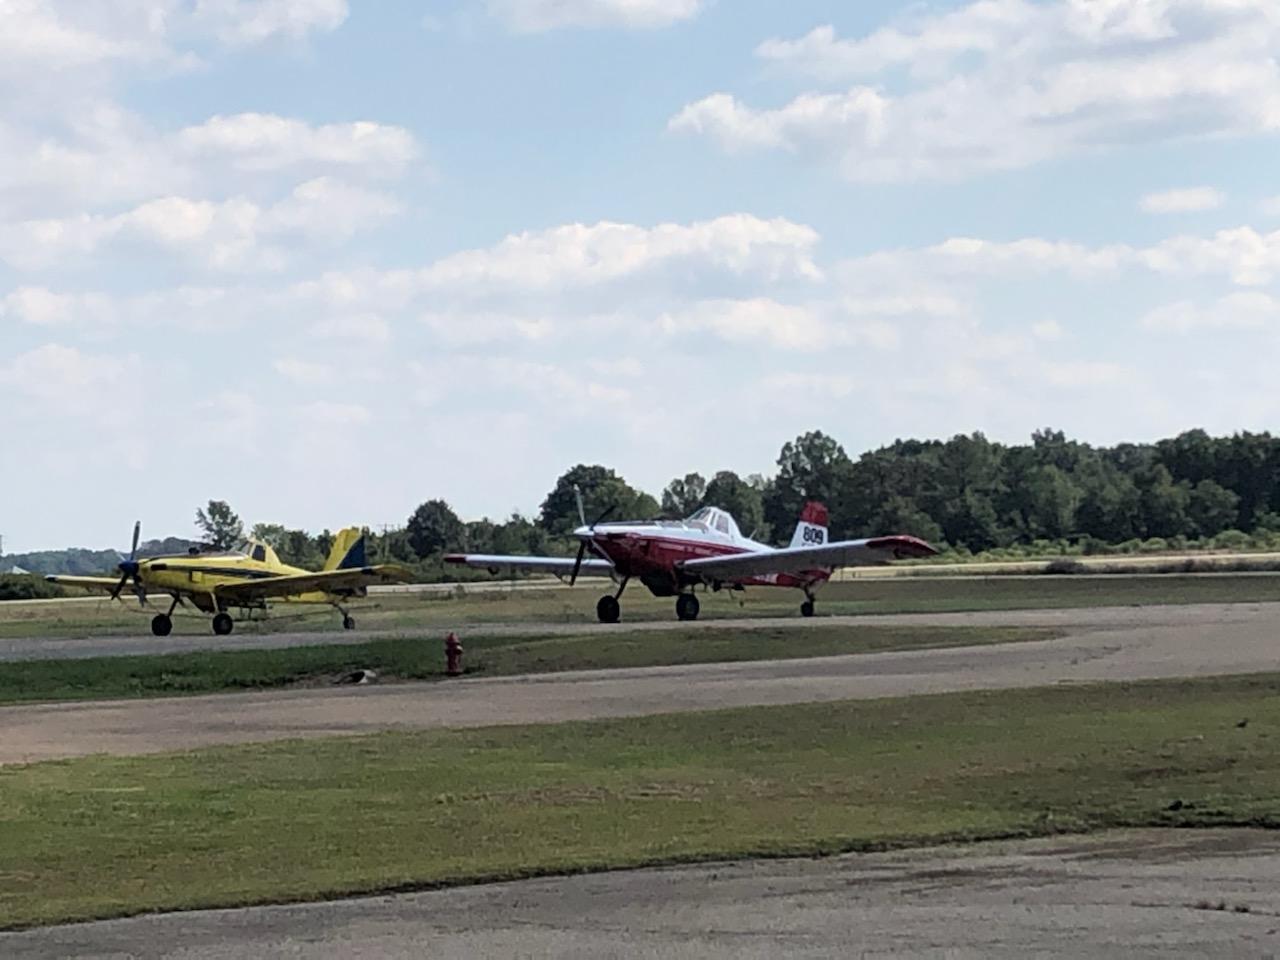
xmin=3 ymin=573 xmax=1278 ymax=639
xmin=2 ymin=673 xmax=1278 ymax=928
xmin=0 ymin=625 xmax=1052 ymax=705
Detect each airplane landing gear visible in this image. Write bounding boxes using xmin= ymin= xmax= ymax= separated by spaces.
xmin=596 ymin=595 xmax=621 ymax=624
xmin=151 ymin=596 xmax=181 ymax=637
xmin=212 ymin=612 xmax=234 ymax=636
xmin=343 ymin=614 xmax=356 ymax=631
xmin=800 ymin=590 xmax=816 ymax=618
xmin=676 ymin=593 xmax=700 ymax=622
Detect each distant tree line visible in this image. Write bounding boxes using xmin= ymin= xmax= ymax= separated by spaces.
xmin=383 ymin=428 xmax=1280 ymax=571
xmin=7 ymin=429 xmax=1280 ymax=591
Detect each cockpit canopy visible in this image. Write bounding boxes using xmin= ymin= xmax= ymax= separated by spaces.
xmin=233 ymin=539 xmax=279 ymax=564
xmin=686 ymin=506 xmax=742 ymax=539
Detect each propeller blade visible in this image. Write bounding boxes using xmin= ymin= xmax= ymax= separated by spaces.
xmin=573 ymin=484 xmax=587 ymax=527
xmin=129 ymin=520 xmax=141 ymax=561
xmin=109 ymin=572 xmax=129 ymax=601
xmin=569 ymin=542 xmax=587 ymax=587
xmin=590 ymin=505 xmax=616 ymax=529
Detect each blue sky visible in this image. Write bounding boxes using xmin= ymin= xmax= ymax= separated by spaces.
xmin=3 ymin=0 xmax=1279 ymax=552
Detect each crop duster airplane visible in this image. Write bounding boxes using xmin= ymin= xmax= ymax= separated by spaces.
xmin=446 ymin=492 xmax=937 ymax=623
xmin=48 ymin=524 xmax=411 ymax=637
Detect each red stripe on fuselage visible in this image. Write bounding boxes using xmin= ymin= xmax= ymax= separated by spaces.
xmin=591 ymin=532 xmax=830 ymax=590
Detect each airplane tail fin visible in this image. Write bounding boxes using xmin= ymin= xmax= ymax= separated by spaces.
xmin=324 ymin=527 xmax=368 ymax=570
xmin=789 ymin=502 xmax=830 ymax=549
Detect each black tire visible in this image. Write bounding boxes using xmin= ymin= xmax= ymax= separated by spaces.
xmin=343 ymin=615 xmax=356 ymax=631
xmin=800 ymin=600 xmax=816 ymax=618
xmin=596 ymin=595 xmax=621 ymax=624
xmin=676 ymin=593 xmax=700 ymax=621
xmin=150 ymin=614 xmax=172 ymax=637
xmin=212 ymin=612 xmax=234 ymax=636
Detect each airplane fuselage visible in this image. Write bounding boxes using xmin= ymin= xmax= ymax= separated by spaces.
xmin=576 ymin=521 xmax=829 ymax=597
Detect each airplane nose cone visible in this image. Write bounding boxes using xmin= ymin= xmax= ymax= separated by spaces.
xmin=573 ymin=525 xmax=592 ymax=539
xmin=119 ymin=560 xmax=140 ymax=577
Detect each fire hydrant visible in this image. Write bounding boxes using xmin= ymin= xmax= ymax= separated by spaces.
xmin=444 ymin=632 xmax=464 ymax=677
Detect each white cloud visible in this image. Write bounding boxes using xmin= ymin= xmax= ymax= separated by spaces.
xmin=177 ymin=113 xmax=418 ymax=174
xmin=677 ymin=0 xmax=1280 ymax=181
xmin=273 ymin=357 xmax=333 ymax=384
xmin=1032 ymin=319 xmax=1064 ymax=341
xmin=312 ymin=312 xmax=392 ymax=344
xmin=1141 ymin=292 xmax=1279 ymax=332
xmin=421 ymin=311 xmax=557 ymax=345
xmin=486 ymin=0 xmax=701 ymax=31
xmin=0 ymin=343 xmax=140 ymax=413
xmin=192 ymin=0 xmax=349 ymax=45
xmin=0 ymin=178 xmax=400 ymax=271
xmin=417 ymin=215 xmax=824 ymax=293
xmin=1140 ymin=187 xmax=1226 ymax=214
xmin=844 ymin=226 xmax=1280 ymax=287
xmin=658 ymin=299 xmax=826 ymax=351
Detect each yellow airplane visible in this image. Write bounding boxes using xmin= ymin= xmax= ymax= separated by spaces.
xmin=48 ymin=523 xmax=412 ymax=637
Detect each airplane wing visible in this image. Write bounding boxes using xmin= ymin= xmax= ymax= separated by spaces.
xmin=45 ymin=575 xmax=124 ymax=595
xmin=443 ymin=554 xmax=615 ymax=579
xmin=679 ymin=536 xmax=937 ymax=581
xmin=212 ymin=564 xmax=414 ymax=602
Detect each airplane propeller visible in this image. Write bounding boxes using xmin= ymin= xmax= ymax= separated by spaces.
xmin=110 ymin=520 xmax=144 ymax=604
xmin=569 ymin=485 xmax=616 ymax=586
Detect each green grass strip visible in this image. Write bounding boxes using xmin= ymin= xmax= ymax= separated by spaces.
xmin=0 ymin=625 xmax=1051 ymax=705
xmin=2 ymin=672 xmax=1279 ymax=928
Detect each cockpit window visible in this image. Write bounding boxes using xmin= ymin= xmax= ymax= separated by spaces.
xmin=251 ymin=544 xmax=266 ymax=562
xmin=714 ymin=514 xmax=730 ymax=535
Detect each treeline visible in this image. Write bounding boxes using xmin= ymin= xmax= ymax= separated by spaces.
xmin=8 ymin=429 xmax=1279 ymax=590
xmin=378 ymin=427 xmax=1280 ymax=571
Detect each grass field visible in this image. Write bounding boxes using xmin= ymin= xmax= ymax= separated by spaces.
xmin=3 ymin=573 xmax=1278 ymax=639
xmin=2 ymin=672 xmax=1278 ymax=929
xmin=0 ymin=625 xmax=1054 ymax=705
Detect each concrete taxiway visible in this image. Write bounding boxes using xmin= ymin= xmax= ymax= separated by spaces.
xmin=1 ymin=603 xmax=1276 ymax=765
xmin=5 ymin=829 xmax=1279 ymax=958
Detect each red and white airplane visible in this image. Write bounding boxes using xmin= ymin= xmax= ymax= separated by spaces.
xmin=445 ymin=495 xmax=937 ymax=623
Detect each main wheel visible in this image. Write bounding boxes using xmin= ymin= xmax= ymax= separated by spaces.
xmin=150 ymin=614 xmax=172 ymax=637
xmin=596 ymin=595 xmax=621 ymax=624
xmin=800 ymin=600 xmax=816 ymax=618
xmin=343 ymin=614 xmax=356 ymax=631
xmin=676 ymin=593 xmax=700 ymax=621
xmin=212 ymin=612 xmax=234 ymax=636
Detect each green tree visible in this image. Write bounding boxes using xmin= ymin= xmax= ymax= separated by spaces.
xmin=406 ymin=500 xmax=465 ymax=559
xmin=195 ymin=500 xmax=243 ymax=550
xmin=1188 ymin=479 xmax=1241 ymax=538
xmin=1139 ymin=466 xmax=1191 ymax=539
xmin=539 ymin=465 xmax=659 ymax=537
xmin=764 ymin=431 xmax=853 ymax=538
xmin=661 ymin=473 xmax=707 ymax=518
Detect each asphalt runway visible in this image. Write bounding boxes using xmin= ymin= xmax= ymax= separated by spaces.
xmin=2 ymin=603 xmax=1277 ymax=765
xmin=6 ymin=829 xmax=1279 ymax=958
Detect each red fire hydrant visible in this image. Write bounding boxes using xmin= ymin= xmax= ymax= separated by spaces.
xmin=444 ymin=632 xmax=464 ymax=677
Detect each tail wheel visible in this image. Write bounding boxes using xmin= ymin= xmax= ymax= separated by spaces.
xmin=676 ymin=593 xmax=700 ymax=621
xmin=343 ymin=614 xmax=356 ymax=631
xmin=596 ymin=595 xmax=621 ymax=624
xmin=800 ymin=600 xmax=816 ymax=618
xmin=212 ymin=612 xmax=234 ymax=636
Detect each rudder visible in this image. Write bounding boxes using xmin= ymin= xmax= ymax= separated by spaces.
xmin=790 ymin=502 xmax=829 ymax=549
xmin=324 ymin=527 xmax=368 ymax=570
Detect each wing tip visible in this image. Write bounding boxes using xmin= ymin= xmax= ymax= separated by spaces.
xmin=867 ymin=535 xmax=939 ymax=559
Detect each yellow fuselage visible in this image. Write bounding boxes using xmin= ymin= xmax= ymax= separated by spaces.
xmin=141 ymin=548 xmax=343 ymax=612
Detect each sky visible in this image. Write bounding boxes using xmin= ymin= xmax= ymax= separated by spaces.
xmin=2 ymin=0 xmax=1279 ymax=553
